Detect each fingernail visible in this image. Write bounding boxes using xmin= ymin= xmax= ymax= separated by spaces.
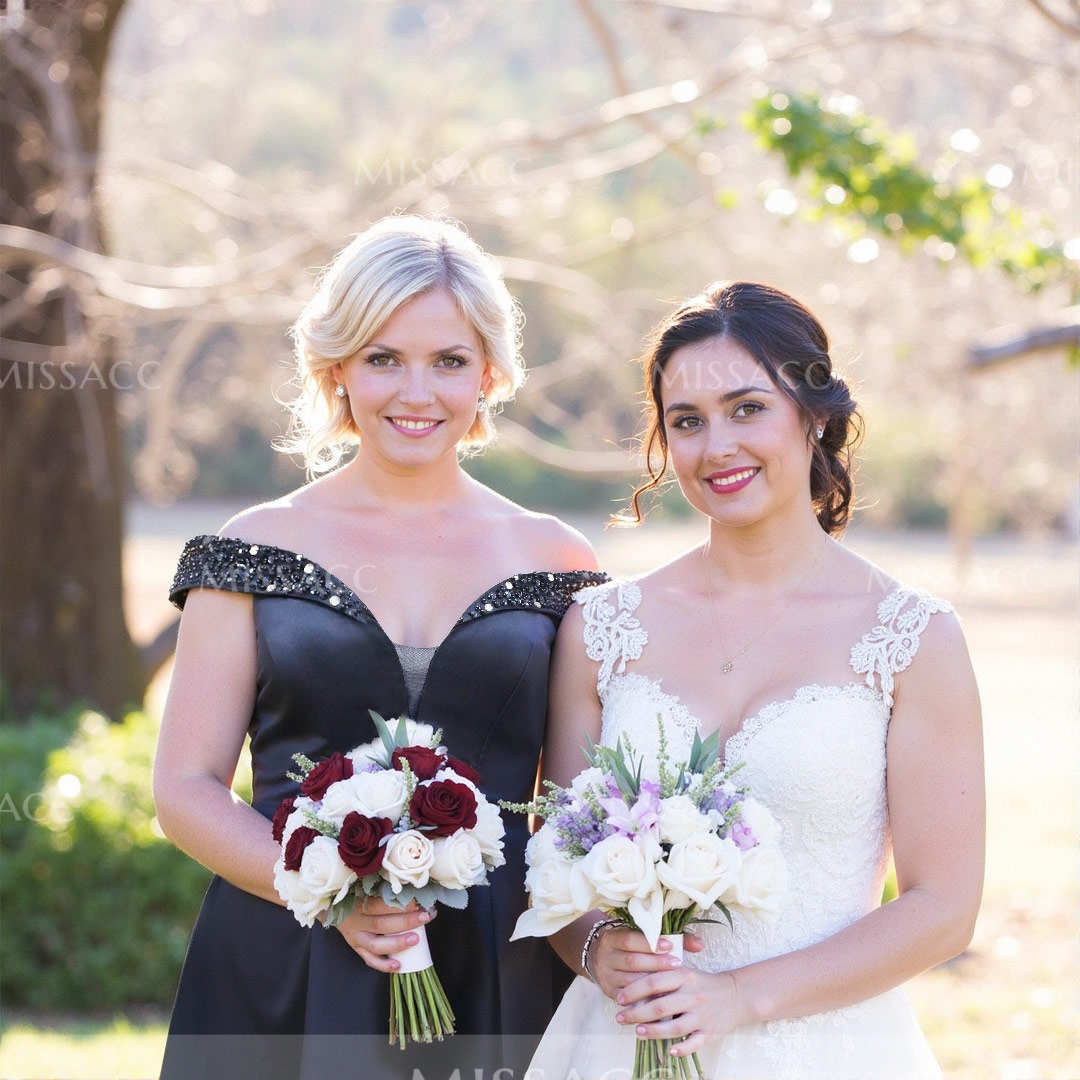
xmin=615 ymin=1013 xmax=625 ymax=1024
xmin=669 ymin=956 xmax=683 ymax=967
xmin=615 ymin=994 xmax=626 ymax=1005
xmin=406 ymin=934 xmax=418 ymax=946
xmin=636 ymin=1025 xmax=648 ymax=1036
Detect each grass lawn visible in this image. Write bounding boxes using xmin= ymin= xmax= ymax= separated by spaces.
xmin=0 ymin=1013 xmax=167 ymax=1080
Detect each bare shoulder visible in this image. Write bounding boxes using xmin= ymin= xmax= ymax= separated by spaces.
xmin=484 ymin=491 xmax=599 ymax=572
xmin=216 ymin=480 xmax=325 ymax=551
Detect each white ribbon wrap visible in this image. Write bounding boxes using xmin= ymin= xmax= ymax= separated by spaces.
xmin=659 ymin=932 xmax=684 ymax=960
xmin=395 ymin=924 xmax=434 ymax=974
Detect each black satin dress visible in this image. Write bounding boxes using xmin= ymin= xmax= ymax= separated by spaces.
xmin=160 ymin=535 xmax=606 ymax=1080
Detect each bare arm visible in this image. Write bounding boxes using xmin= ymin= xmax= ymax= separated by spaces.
xmin=152 ymin=586 xmax=431 ymax=968
xmin=615 ymin=610 xmax=985 ymax=1055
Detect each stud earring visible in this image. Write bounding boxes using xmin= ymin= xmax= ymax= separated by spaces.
xmin=334 ymin=384 xmax=347 ymax=399
xmin=815 ymin=425 xmax=825 ymax=440
xmin=477 ymin=390 xmax=488 ymax=412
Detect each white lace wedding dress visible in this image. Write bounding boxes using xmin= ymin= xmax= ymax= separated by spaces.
xmin=529 ymin=578 xmax=951 ymax=1080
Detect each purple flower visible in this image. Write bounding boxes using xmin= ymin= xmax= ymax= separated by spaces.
xmin=600 ymin=780 xmax=660 ymax=837
xmin=731 ymin=820 xmax=757 ymax=850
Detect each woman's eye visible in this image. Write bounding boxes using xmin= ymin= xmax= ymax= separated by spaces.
xmin=733 ymin=400 xmax=765 ymax=418
xmin=671 ymin=414 xmax=703 ymax=430
xmin=366 ymin=352 xmax=396 ymax=367
xmin=437 ymin=354 xmax=468 ymax=369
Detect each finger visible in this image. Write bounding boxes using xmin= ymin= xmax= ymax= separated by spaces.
xmin=348 ymin=929 xmax=427 ymax=970
xmin=682 ymin=933 xmax=706 ymax=953
xmin=350 ymin=906 xmax=434 ymax=936
xmin=614 ymin=970 xmax=684 ymax=1007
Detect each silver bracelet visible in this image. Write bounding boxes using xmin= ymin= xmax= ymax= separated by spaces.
xmin=580 ymin=917 xmax=622 ymax=981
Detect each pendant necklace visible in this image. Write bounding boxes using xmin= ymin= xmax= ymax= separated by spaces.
xmin=701 ymin=537 xmax=829 ymax=675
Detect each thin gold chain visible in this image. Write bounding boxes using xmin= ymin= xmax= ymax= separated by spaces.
xmin=701 ymin=537 xmax=828 ymax=675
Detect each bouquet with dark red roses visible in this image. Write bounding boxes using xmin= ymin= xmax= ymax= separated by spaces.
xmin=272 ymin=712 xmax=505 ymax=1047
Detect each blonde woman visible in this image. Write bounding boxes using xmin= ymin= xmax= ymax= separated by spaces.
xmin=154 ymin=216 xmax=604 ymax=1079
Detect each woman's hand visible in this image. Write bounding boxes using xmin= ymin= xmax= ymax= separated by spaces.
xmin=612 ymin=964 xmax=741 ymax=1057
xmin=334 ymin=898 xmax=436 ymax=973
xmin=590 ymin=926 xmax=706 ymax=1001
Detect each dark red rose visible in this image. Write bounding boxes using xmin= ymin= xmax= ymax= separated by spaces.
xmin=409 ymin=779 xmax=478 ymax=838
xmin=444 ymin=756 xmax=481 ymax=786
xmin=271 ymin=796 xmax=296 ymax=843
xmin=337 ymin=812 xmax=393 ymax=877
xmin=301 ymin=753 xmax=354 ymax=799
xmin=391 ymin=745 xmax=444 ymax=780
xmin=283 ymin=826 xmax=319 ymax=871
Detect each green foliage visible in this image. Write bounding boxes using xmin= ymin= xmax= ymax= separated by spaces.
xmin=0 ymin=710 xmax=218 ymax=1010
xmin=744 ymin=89 xmax=1070 ymax=292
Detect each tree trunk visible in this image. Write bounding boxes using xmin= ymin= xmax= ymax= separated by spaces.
xmin=0 ymin=0 xmax=143 ymax=721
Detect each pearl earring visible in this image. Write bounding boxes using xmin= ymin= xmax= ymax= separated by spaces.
xmin=334 ymin=384 xmax=347 ymax=399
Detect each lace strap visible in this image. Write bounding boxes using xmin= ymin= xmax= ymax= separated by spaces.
xmin=850 ymin=587 xmax=954 ymax=709
xmin=577 ymin=579 xmax=648 ymax=694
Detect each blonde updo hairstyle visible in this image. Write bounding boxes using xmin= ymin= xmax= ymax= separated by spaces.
xmin=281 ymin=215 xmax=525 ymax=474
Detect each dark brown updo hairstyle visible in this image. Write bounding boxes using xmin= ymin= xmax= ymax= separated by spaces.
xmin=622 ymin=280 xmax=862 ymax=534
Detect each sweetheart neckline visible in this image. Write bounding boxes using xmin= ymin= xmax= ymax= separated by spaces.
xmin=604 ymin=671 xmax=884 ymax=760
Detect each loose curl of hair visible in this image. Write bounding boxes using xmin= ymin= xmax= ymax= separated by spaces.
xmin=278 ymin=215 xmax=526 ymax=475
xmin=622 ymin=280 xmax=862 ymax=535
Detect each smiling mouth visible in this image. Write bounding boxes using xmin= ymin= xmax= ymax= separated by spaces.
xmin=706 ymin=467 xmax=759 ymax=490
xmin=388 ymin=417 xmax=441 ymax=432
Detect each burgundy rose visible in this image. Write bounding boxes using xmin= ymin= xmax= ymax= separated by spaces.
xmin=391 ymin=745 xmax=444 ymax=780
xmin=409 ymin=779 xmax=478 ymax=838
xmin=283 ymin=825 xmax=319 ymax=871
xmin=444 ymin=756 xmax=481 ymax=786
xmin=301 ymin=752 xmax=354 ymax=799
xmin=271 ymin=796 xmax=296 ymax=843
xmin=337 ymin=812 xmax=394 ymax=877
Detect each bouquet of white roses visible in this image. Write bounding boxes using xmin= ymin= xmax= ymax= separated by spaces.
xmin=506 ymin=720 xmax=787 ymax=1080
xmin=272 ymin=711 xmax=506 ymax=1048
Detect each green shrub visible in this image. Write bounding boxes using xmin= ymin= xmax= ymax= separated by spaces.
xmin=0 ymin=710 xmax=216 ymax=1010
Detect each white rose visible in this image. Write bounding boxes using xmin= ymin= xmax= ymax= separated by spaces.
xmin=347 ymin=719 xmax=437 ymax=766
xmin=279 ymin=803 xmax=311 ymax=845
xmin=724 ymin=842 xmax=788 ymax=918
xmin=737 ymin=797 xmax=781 ymax=846
xmin=511 ymin=841 xmax=582 ymax=940
xmin=569 ymin=767 xmax=606 ymax=798
xmin=470 ymin=798 xmax=506 ymax=867
xmin=430 ymin=831 xmax=487 ymax=889
xmin=319 ymin=770 xmax=408 ymax=826
xmin=273 ymin=858 xmax=332 ymax=927
xmin=574 ymin=833 xmax=659 ymax=909
xmin=292 ymin=835 xmax=356 ymax=921
xmin=656 ymin=832 xmax=742 ymax=912
xmin=657 ymin=794 xmax=712 ymax=845
xmin=382 ymin=829 xmax=435 ymax=893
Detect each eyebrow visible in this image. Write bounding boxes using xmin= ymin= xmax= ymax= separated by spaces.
xmin=362 ymin=342 xmax=478 ymax=356
xmin=664 ymin=384 xmax=776 ymax=415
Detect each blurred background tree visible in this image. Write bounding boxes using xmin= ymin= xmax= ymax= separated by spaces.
xmin=1 ymin=0 xmax=1076 ymax=721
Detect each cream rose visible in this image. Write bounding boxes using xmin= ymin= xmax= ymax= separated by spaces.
xmin=273 ymin=859 xmax=332 ymax=928
xmin=511 ymin=829 xmax=581 ymax=939
xmin=573 ymin=832 xmax=659 ymax=909
xmin=430 ymin=831 xmax=487 ymax=889
xmin=291 ymin=835 xmax=356 ymax=921
xmin=319 ymin=770 xmax=407 ymax=826
xmin=738 ymin=797 xmax=781 ymax=846
xmin=656 ymin=832 xmax=742 ymax=912
xmin=657 ymin=794 xmax=712 ymax=845
xmin=724 ymin=841 xmax=788 ymax=918
xmin=470 ymin=798 xmax=506 ymax=867
xmin=382 ymin=829 xmax=435 ymax=893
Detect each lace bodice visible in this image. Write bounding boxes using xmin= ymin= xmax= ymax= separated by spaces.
xmin=576 ymin=578 xmax=953 ymax=972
